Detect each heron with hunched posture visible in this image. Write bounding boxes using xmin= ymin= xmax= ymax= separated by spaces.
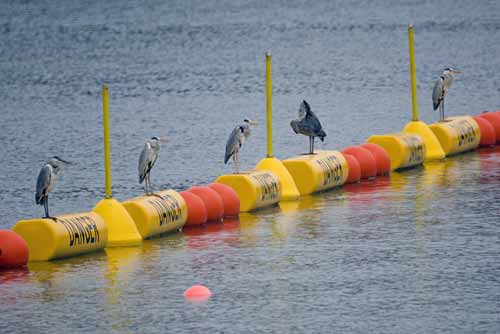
xmin=432 ymin=68 xmax=461 ymax=122
xmin=35 ymin=156 xmax=72 ymax=219
xmin=224 ymin=118 xmax=257 ymax=174
xmin=138 ymin=136 xmax=163 ymax=195
xmin=290 ymin=100 xmax=326 ymax=154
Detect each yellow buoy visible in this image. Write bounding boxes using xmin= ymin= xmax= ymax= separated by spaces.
xmin=122 ymin=190 xmax=187 ymax=239
xmin=216 ymin=170 xmax=281 ymax=212
xmin=282 ymin=150 xmax=348 ymax=196
xmin=12 ymin=212 xmax=108 ymax=261
xmin=403 ymin=121 xmax=445 ymax=161
xmin=255 ymin=157 xmax=300 ymax=201
xmin=428 ymin=116 xmax=480 ymax=156
xmin=366 ymin=133 xmax=425 ymax=170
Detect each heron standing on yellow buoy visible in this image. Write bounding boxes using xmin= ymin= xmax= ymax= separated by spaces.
xmin=224 ymin=118 xmax=257 ymax=174
xmin=290 ymin=100 xmax=326 ymax=154
xmin=138 ymin=137 xmax=164 ymax=195
xmin=35 ymin=156 xmax=72 ymax=219
xmin=432 ymin=68 xmax=461 ymax=122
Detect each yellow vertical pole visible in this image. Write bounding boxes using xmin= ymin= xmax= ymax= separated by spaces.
xmin=266 ymin=52 xmax=273 ymax=157
xmin=102 ymin=84 xmax=112 ymax=199
xmin=408 ymin=24 xmax=419 ymax=121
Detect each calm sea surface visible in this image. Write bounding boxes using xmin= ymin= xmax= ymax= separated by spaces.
xmin=1 ymin=0 xmax=499 ymax=333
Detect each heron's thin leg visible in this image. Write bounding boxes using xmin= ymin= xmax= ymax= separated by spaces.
xmin=44 ymin=198 xmax=49 ymax=218
xmin=234 ymin=152 xmax=240 ymax=174
xmin=309 ymin=136 xmax=312 ymax=154
xmin=148 ymin=174 xmax=152 ymax=195
xmin=442 ymin=98 xmax=445 ymax=121
xmin=312 ymin=137 xmax=315 ymax=154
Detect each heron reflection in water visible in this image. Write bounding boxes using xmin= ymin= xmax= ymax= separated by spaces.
xmin=224 ymin=118 xmax=257 ymax=174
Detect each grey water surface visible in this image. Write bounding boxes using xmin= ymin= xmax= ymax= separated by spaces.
xmin=1 ymin=0 xmax=499 ymax=333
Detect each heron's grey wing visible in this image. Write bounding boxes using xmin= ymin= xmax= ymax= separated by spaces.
xmin=432 ymin=77 xmax=444 ymax=110
xmin=36 ymin=165 xmax=51 ymax=204
xmin=306 ymin=114 xmax=324 ymax=134
xmin=298 ymin=101 xmax=307 ymax=119
xmin=138 ymin=143 xmax=151 ymax=183
xmin=225 ymin=126 xmax=241 ymax=164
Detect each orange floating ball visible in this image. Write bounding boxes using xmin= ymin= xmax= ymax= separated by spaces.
xmin=180 ymin=191 xmax=208 ymax=226
xmin=479 ymin=112 xmax=500 ymax=143
xmin=0 ymin=230 xmax=29 ymax=269
xmin=208 ymin=183 xmax=240 ymax=217
xmin=187 ymin=186 xmax=224 ymax=222
xmin=342 ymin=153 xmax=361 ymax=184
xmin=473 ymin=116 xmax=496 ymax=147
xmin=184 ymin=285 xmax=212 ymax=300
xmin=342 ymin=146 xmax=377 ymax=179
xmin=361 ymin=143 xmax=391 ymax=175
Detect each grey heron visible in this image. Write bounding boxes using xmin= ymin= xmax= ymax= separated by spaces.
xmin=290 ymin=100 xmax=326 ymax=154
xmin=139 ymin=136 xmax=164 ymax=195
xmin=35 ymin=156 xmax=72 ymax=219
xmin=432 ymin=68 xmax=461 ymax=121
xmin=224 ymin=118 xmax=257 ymax=174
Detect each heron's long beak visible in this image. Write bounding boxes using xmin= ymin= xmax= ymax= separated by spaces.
xmin=452 ymin=69 xmax=462 ymax=74
xmin=249 ymin=120 xmax=258 ymax=126
xmin=59 ymin=158 xmax=73 ymax=165
xmin=159 ymin=137 xmax=169 ymax=143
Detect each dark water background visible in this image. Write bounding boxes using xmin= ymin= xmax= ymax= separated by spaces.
xmin=0 ymin=0 xmax=499 ymax=333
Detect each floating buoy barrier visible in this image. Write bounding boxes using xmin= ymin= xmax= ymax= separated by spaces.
xmin=473 ymin=116 xmax=496 ymax=147
xmin=187 ymin=186 xmax=224 ymax=222
xmin=216 ymin=170 xmax=281 ymax=212
xmin=341 ymin=146 xmax=377 ymax=178
xmin=429 ymin=116 xmax=480 ymax=156
xmin=93 ymin=198 xmax=142 ymax=247
xmin=478 ymin=112 xmax=500 ymax=143
xmin=283 ymin=150 xmax=348 ymax=195
xmin=0 ymin=230 xmax=29 ymax=268
xmin=366 ymin=133 xmax=425 ymax=170
xmin=180 ymin=191 xmax=208 ymax=226
xmin=208 ymin=183 xmax=240 ymax=217
xmin=402 ymin=121 xmax=446 ymax=161
xmin=12 ymin=212 xmax=108 ymax=261
xmin=360 ymin=143 xmax=391 ymax=175
xmin=343 ymin=154 xmax=361 ymax=184
xmin=255 ymin=157 xmax=300 ymax=200
xmin=123 ymin=190 xmax=187 ymax=239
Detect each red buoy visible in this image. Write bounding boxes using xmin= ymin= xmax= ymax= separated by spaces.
xmin=184 ymin=285 xmax=212 ymax=301
xmin=187 ymin=186 xmax=224 ymax=222
xmin=180 ymin=191 xmax=208 ymax=226
xmin=208 ymin=183 xmax=240 ymax=217
xmin=343 ymin=153 xmax=361 ymax=183
xmin=341 ymin=146 xmax=377 ymax=179
xmin=473 ymin=116 xmax=496 ymax=147
xmin=479 ymin=112 xmax=500 ymax=143
xmin=361 ymin=143 xmax=391 ymax=175
xmin=0 ymin=230 xmax=29 ymax=269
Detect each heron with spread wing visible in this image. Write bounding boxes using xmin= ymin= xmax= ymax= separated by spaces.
xmin=290 ymin=100 xmax=326 ymax=154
